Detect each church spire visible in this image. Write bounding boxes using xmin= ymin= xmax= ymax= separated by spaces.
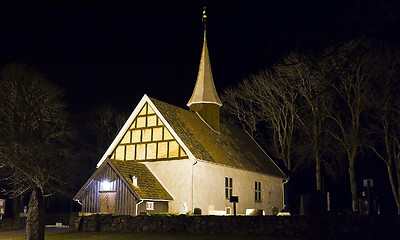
xmin=187 ymin=7 xmax=222 ymax=108
xmin=187 ymin=7 xmax=222 ymax=132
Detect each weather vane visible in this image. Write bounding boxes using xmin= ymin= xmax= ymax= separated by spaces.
xmin=202 ymin=6 xmax=207 ymax=23
xmin=202 ymin=6 xmax=207 ymax=40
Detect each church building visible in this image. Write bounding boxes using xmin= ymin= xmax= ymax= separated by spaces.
xmin=73 ymin=10 xmax=286 ymax=216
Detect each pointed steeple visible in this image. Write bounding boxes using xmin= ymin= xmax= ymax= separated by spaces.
xmin=187 ymin=7 xmax=222 ymax=132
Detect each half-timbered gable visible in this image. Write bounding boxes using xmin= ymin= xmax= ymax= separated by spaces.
xmin=95 ymin=97 xmax=194 ymax=169
xmin=110 ymin=102 xmax=188 ymax=162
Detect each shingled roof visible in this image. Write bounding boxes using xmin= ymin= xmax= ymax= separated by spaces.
xmin=110 ymin=159 xmax=173 ymax=200
xmin=74 ymin=159 xmax=173 ymax=201
xmin=149 ymin=97 xmax=286 ymax=178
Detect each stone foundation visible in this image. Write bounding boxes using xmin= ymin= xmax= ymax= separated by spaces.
xmin=70 ymin=214 xmax=400 ymax=239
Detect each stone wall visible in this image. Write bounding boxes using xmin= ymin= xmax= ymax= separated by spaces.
xmin=70 ymin=214 xmax=400 ymax=239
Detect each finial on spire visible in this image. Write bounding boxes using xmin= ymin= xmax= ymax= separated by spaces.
xmin=202 ymin=6 xmax=207 ymax=41
xmin=202 ymin=6 xmax=207 ymax=23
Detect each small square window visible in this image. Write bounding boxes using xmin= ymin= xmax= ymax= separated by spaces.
xmin=146 ymin=201 xmax=154 ymax=210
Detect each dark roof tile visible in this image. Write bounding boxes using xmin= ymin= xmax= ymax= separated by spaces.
xmin=110 ymin=160 xmax=173 ymax=200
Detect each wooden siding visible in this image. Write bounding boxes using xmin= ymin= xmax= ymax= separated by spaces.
xmin=80 ymin=163 xmax=137 ymax=215
xmin=137 ymin=200 xmax=168 ymax=215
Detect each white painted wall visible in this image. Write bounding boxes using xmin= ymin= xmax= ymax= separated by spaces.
xmin=145 ymin=159 xmax=193 ymax=214
xmin=192 ymin=160 xmax=284 ymax=215
xmin=147 ymin=159 xmax=284 ymax=215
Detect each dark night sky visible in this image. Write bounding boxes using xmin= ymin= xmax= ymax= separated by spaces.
xmin=2 ymin=1 xmax=398 ymax=113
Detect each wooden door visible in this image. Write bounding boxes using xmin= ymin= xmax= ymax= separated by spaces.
xmin=100 ymin=192 xmax=116 ymax=214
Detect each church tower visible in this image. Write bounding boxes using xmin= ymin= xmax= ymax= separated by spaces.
xmin=187 ymin=8 xmax=222 ymax=132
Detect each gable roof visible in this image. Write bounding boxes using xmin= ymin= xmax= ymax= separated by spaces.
xmin=151 ymin=97 xmax=286 ymax=178
xmin=96 ymin=95 xmax=285 ymax=179
xmin=96 ymin=95 xmax=195 ymax=168
xmin=74 ymin=159 xmax=173 ymax=201
xmin=110 ymin=160 xmax=173 ymax=200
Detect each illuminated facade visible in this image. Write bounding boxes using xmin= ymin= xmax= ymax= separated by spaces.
xmin=74 ymin=14 xmax=286 ymax=215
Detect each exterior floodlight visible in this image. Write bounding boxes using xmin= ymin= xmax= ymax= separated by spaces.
xmin=101 ymin=180 xmax=112 ymax=191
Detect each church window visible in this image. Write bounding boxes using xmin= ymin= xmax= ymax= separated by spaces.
xmin=225 ymin=177 xmax=233 ymax=199
xmin=255 ymin=181 xmax=261 ymax=201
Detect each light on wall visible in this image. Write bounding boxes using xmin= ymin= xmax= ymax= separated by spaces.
xmin=101 ymin=180 xmax=112 ymax=191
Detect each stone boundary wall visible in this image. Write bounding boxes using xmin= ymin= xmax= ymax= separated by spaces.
xmin=70 ymin=214 xmax=400 ymax=239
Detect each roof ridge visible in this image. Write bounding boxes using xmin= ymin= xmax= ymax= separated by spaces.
xmin=148 ymin=96 xmax=192 ymax=113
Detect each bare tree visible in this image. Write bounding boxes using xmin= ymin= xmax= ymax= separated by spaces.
xmin=223 ymin=51 xmax=341 ymax=194
xmin=0 ymin=63 xmax=74 ymax=240
xmin=238 ymin=69 xmax=301 ymax=173
xmin=367 ymin=44 xmax=400 ymax=215
xmin=222 ymin=87 xmax=259 ymax=137
xmin=275 ymin=51 xmax=333 ymax=192
xmin=84 ymin=102 xmax=129 ymax=159
xmin=326 ymin=38 xmax=373 ymax=212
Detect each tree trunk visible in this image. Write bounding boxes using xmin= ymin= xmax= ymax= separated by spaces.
xmin=349 ymin=164 xmax=359 ymax=212
xmin=12 ymin=196 xmax=21 ymax=230
xmin=26 ymin=188 xmax=45 ymax=240
xmin=397 ymin=192 xmax=400 ymax=216
xmin=397 ymin=167 xmax=400 ymax=215
xmin=386 ymin=164 xmax=400 ymax=215
xmin=316 ymin=154 xmax=321 ymax=191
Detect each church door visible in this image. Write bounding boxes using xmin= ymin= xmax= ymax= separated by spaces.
xmin=99 ymin=192 xmax=116 ymax=214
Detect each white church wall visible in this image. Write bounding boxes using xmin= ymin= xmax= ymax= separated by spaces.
xmin=193 ymin=160 xmax=284 ymax=215
xmin=145 ymin=158 xmax=284 ymax=216
xmin=145 ymin=159 xmax=193 ymax=214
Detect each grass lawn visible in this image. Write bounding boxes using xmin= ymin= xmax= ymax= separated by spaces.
xmin=1 ymin=231 xmax=308 ymax=240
